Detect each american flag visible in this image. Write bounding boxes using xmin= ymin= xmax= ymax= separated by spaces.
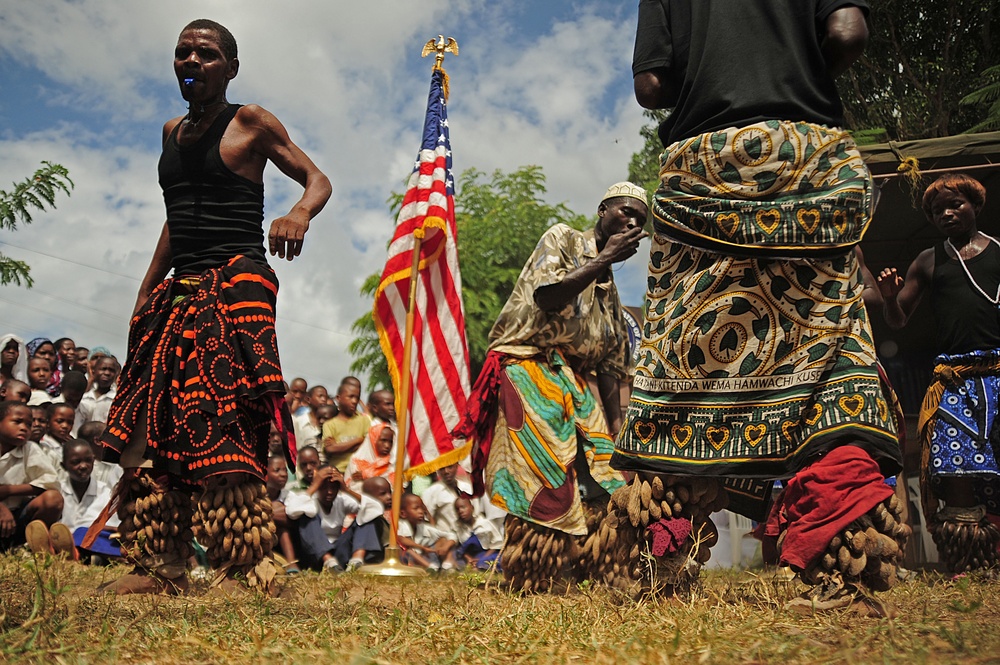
xmin=373 ymin=68 xmax=471 ymax=478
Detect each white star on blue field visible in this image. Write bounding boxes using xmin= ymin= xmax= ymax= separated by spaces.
xmin=0 ymin=1 xmax=650 ymax=388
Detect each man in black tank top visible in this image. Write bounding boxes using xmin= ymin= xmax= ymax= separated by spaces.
xmin=95 ymin=19 xmax=331 ymax=595
xmin=878 ymin=174 xmax=1000 ymax=572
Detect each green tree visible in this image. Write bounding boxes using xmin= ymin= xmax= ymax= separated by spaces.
xmin=841 ymin=0 xmax=1000 ymax=139
xmin=627 ymin=109 xmax=670 ymax=194
xmin=349 ymin=165 xmax=590 ymax=386
xmin=961 ymin=63 xmax=1000 ymax=133
xmin=348 ymin=271 xmax=393 ymax=390
xmin=0 ymin=162 xmax=73 ymax=286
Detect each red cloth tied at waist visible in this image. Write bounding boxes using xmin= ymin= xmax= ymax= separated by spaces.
xmin=761 ymin=445 xmax=893 ymax=570
xmin=451 ymin=350 xmax=504 ymax=498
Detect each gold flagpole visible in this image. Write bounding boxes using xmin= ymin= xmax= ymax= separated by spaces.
xmin=361 ymin=36 xmax=458 ymax=577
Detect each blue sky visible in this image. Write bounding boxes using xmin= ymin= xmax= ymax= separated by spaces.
xmin=0 ymin=0 xmax=651 ymax=389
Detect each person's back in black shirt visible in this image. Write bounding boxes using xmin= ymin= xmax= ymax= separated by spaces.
xmin=632 ymin=0 xmax=868 ymax=146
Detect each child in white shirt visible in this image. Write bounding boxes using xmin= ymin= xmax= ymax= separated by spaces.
xmin=397 ymin=493 xmax=457 ymax=572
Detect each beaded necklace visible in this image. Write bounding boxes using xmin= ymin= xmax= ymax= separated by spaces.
xmin=946 ymin=231 xmax=1000 ymax=305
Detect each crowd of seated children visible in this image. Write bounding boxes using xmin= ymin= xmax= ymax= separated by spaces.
xmin=397 ymin=493 xmax=458 ymax=572
xmin=1 ymin=342 xmax=511 ymax=580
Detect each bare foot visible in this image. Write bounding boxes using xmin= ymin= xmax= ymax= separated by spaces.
xmin=99 ymin=569 xmax=189 ymax=595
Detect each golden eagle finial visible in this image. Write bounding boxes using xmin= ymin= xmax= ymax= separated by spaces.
xmin=421 ymin=35 xmax=459 ymax=71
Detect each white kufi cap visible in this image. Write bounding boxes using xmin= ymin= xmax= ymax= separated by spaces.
xmin=601 ymin=181 xmax=648 ymax=206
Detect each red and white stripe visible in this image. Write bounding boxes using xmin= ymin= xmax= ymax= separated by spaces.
xmin=373 ymin=138 xmax=471 ymax=476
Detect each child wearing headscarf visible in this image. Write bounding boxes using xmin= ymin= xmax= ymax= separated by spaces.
xmin=0 ymin=335 xmax=27 ymax=383
xmin=345 ymin=422 xmax=397 ymax=492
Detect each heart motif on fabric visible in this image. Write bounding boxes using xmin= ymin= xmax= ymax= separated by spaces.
xmin=780 ymin=419 xmax=797 ymax=443
xmin=837 ymin=394 xmax=866 ymax=417
xmin=744 ymin=423 xmax=767 ymax=447
xmin=670 ymin=424 xmax=693 ymax=449
xmin=755 ymin=209 xmax=781 ymax=235
xmin=803 ymin=403 xmax=823 ymax=426
xmin=706 ymin=425 xmax=730 ymax=450
xmin=876 ymin=398 xmax=888 ymax=421
xmin=716 ymin=212 xmax=742 ymax=238
xmin=633 ymin=420 xmax=656 ymax=446
xmin=796 ymin=208 xmax=821 ymax=234
xmin=832 ymin=210 xmax=847 ymax=234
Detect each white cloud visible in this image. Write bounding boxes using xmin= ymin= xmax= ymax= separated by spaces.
xmin=0 ymin=0 xmax=651 ymax=391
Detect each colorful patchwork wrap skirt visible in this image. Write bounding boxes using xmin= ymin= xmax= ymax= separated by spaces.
xmin=458 ymin=349 xmax=625 ymax=536
xmin=100 ymin=256 xmax=292 ymax=483
xmin=613 ymin=121 xmax=901 ymax=520
xmin=918 ymin=349 xmax=1000 ymax=518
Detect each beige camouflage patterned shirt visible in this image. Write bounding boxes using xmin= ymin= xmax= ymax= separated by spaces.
xmin=488 ymin=224 xmax=628 ymax=378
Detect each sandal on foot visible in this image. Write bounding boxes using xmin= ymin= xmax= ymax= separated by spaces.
xmin=48 ymin=523 xmax=79 ymax=561
xmin=24 ymin=520 xmax=52 ymax=554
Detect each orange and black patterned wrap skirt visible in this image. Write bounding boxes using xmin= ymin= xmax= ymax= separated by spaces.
xmin=100 ymin=256 xmax=286 ymax=483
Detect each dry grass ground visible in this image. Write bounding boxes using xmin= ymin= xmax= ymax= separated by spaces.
xmin=0 ymin=551 xmax=998 ymax=664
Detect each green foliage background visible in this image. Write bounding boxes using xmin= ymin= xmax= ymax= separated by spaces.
xmin=0 ymin=162 xmax=73 ymax=287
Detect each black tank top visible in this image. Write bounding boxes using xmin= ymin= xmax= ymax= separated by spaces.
xmin=158 ymin=104 xmax=268 ymax=276
xmin=932 ymin=240 xmax=1000 ymax=354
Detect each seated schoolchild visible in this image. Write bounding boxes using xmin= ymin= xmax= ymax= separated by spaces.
xmin=345 ymin=422 xmax=395 ymax=491
xmin=293 ymin=385 xmax=332 ymax=450
xmin=37 ymin=403 xmax=75 ymax=467
xmin=28 ymin=405 xmax=46 ymax=444
xmin=265 ymin=455 xmax=300 ymax=572
xmin=331 ymin=476 xmax=392 ymax=571
xmin=421 ymin=463 xmax=475 ymax=541
xmin=0 ymin=379 xmax=31 ymax=404
xmin=26 ymin=358 xmax=54 ymax=407
xmin=321 ymin=380 xmax=371 ymax=472
xmin=289 ymin=445 xmax=320 ymax=491
xmin=453 ymin=496 xmax=503 ymax=571
xmin=0 ymin=401 xmax=63 ymax=553
xmin=267 ymin=424 xmax=284 ymax=458
xmin=284 ymin=464 xmax=362 ymax=571
xmin=397 ymin=493 xmax=458 ymax=572
xmin=55 ymin=371 xmax=88 ymax=424
xmin=76 ymin=421 xmax=122 ymax=487
xmin=74 ymin=356 xmax=118 ymax=427
xmin=56 ymin=439 xmax=120 ymax=561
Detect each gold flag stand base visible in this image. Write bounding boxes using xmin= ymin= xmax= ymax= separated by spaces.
xmin=358 ymin=547 xmax=427 ymax=577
